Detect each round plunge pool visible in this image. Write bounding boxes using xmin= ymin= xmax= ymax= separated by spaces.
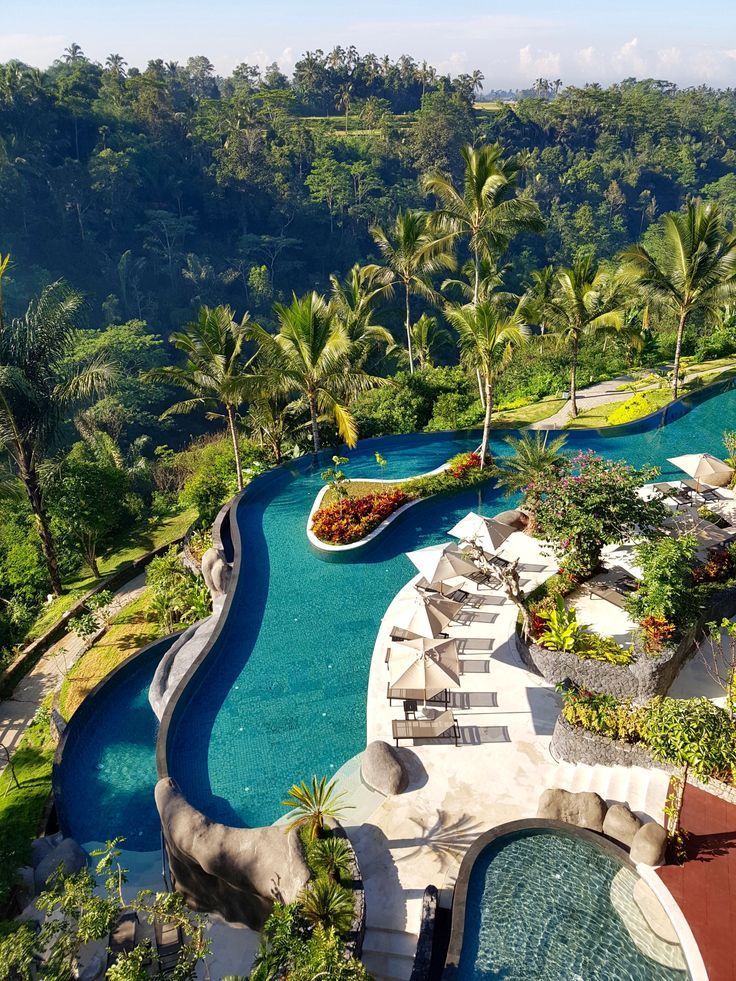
xmin=444 ymin=822 xmax=691 ymax=981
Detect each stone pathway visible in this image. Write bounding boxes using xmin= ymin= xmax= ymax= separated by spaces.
xmin=0 ymin=572 xmax=147 ymax=773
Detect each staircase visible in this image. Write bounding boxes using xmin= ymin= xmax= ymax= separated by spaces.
xmin=551 ymin=760 xmax=669 ymax=821
xmin=361 ymin=926 xmax=419 ymax=981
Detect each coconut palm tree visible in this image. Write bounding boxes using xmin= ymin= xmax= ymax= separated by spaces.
xmin=328 ymin=264 xmax=394 ymax=365
xmin=445 ymin=301 xmax=527 ymax=466
xmin=0 ymin=280 xmax=116 ymax=594
xmin=144 ymin=305 xmax=262 ymax=491
xmin=367 ymin=210 xmax=455 ymax=373
xmin=496 ymin=431 xmax=569 ymax=514
xmin=247 ymin=292 xmax=382 ymax=452
xmin=423 ymin=144 xmax=544 ymax=306
xmin=409 ymin=314 xmax=452 ymax=368
xmin=542 ymin=257 xmax=625 ymax=417
xmin=281 ymin=775 xmax=351 ymax=840
xmin=621 ymin=199 xmax=736 ymax=398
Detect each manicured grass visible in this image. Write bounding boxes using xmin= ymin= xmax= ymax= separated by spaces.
xmin=59 ymin=592 xmax=162 ymax=720
xmin=25 ymin=508 xmax=196 ymax=644
xmin=0 ymin=708 xmax=55 ymax=912
xmin=564 ymin=388 xmax=672 ymax=429
xmin=322 ymin=479 xmax=406 ymax=507
xmin=491 ymin=398 xmax=567 ymax=428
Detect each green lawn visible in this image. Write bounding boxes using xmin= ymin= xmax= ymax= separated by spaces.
xmin=25 ymin=507 xmax=196 ymax=644
xmin=0 ymin=708 xmax=55 ymax=912
xmin=564 ymin=388 xmax=673 ymax=429
xmin=58 ymin=592 xmax=162 ymax=720
xmin=491 ymin=398 xmax=567 ymax=428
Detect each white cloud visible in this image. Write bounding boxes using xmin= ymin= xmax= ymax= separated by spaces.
xmin=519 ymin=44 xmax=561 ymax=77
xmin=612 ymin=37 xmax=646 ymax=75
xmin=577 ymin=46 xmax=596 ymax=68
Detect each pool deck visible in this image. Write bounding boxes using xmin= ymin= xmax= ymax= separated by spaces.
xmin=353 ymin=529 xmax=674 ymax=980
xmin=658 ymin=782 xmax=736 ymax=981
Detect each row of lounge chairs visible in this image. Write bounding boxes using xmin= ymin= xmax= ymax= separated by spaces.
xmin=651 ymin=479 xmax=721 ymax=507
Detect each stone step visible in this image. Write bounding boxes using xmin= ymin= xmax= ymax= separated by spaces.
xmin=362 ymin=927 xmax=419 ymax=959
xmin=361 ymin=948 xmax=415 ymax=981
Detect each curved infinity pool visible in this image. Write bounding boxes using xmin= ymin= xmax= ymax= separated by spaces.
xmin=451 ymin=828 xmax=687 ymax=980
xmin=57 ymin=383 xmax=736 ymax=848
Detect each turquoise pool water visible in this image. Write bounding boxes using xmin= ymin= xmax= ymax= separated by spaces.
xmin=57 ymin=384 xmax=736 ymax=848
xmin=455 ymin=829 xmax=687 ymax=980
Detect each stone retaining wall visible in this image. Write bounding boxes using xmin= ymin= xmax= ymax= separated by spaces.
xmin=517 ymin=629 xmax=694 ymax=701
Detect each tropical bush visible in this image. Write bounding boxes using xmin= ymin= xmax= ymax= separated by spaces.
xmin=250 ymin=908 xmax=368 ymax=981
xmin=177 ymin=435 xmax=267 ymax=524
xmin=536 ymin=597 xmax=585 ymax=653
xmin=625 ymin=534 xmax=699 ymax=630
xmin=311 ymin=489 xmax=414 ymax=545
xmin=561 ymin=689 xmax=736 ymax=783
xmin=581 ymin=633 xmax=634 ymax=665
xmin=606 ymin=392 xmax=657 ymax=426
xmin=146 ymin=547 xmax=212 ymax=631
xmin=530 ymin=451 xmax=665 ymax=578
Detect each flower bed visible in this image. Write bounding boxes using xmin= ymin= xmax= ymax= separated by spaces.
xmin=311 ymin=489 xmax=414 ymax=545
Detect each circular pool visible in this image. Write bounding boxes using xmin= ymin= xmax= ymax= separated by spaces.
xmin=445 ymin=823 xmax=689 ymax=980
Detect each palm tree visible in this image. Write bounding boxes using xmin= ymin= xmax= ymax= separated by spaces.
xmin=144 ymin=305 xmax=262 ymax=491
xmin=622 ymin=200 xmax=736 ymax=398
xmin=367 ymin=210 xmax=454 ymax=373
xmin=0 ymin=253 xmax=10 ymax=327
xmin=281 ymin=776 xmax=351 ymax=840
xmin=248 ymin=292 xmax=382 ymax=452
xmin=496 ymin=432 xmax=569 ymax=512
xmin=299 ymin=879 xmax=354 ymax=934
xmin=336 ymin=81 xmax=353 ymax=133
xmin=0 ymin=280 xmax=116 ymax=594
xmin=245 ymin=392 xmax=303 ymax=464
xmin=542 ymin=257 xmax=625 ymax=417
xmin=423 ymin=144 xmax=544 ymax=306
xmin=328 ymin=264 xmax=394 ymax=365
xmin=445 ymin=301 xmax=527 ymax=466
xmin=409 ymin=314 xmax=452 ymax=368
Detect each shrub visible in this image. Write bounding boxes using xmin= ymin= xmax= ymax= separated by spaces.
xmin=581 ymin=633 xmax=634 ymax=664
xmin=311 ymin=490 xmax=413 ymax=545
xmin=639 ymin=615 xmax=676 ymax=653
xmin=531 ymin=451 xmax=665 ymax=578
xmin=403 ymin=451 xmax=493 ymax=497
xmin=626 ymin=534 xmax=699 ymax=628
xmin=425 ymin=392 xmax=483 ymax=432
xmin=536 ymin=597 xmax=585 ymax=653
xmin=692 ymin=546 xmax=735 ymax=584
xmin=606 ymin=392 xmax=656 ymax=426
xmin=146 ymin=547 xmax=212 ymax=631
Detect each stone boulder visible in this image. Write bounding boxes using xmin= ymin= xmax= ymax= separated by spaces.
xmin=537 ymin=788 xmax=607 ymax=833
xmin=630 ymin=821 xmax=667 ymax=866
xmin=603 ymin=802 xmax=642 ymax=848
xmin=361 ymin=740 xmax=408 ymax=796
xmin=156 ymin=778 xmax=310 ymax=930
xmin=201 ymin=547 xmax=231 ymax=598
xmin=30 ymin=833 xmax=61 ymax=869
xmin=34 ymin=837 xmax=86 ymax=892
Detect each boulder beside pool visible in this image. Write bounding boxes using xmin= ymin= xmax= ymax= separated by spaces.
xmin=603 ymin=802 xmax=643 ymax=847
xmin=33 ymin=837 xmax=86 ymax=893
xmin=630 ymin=821 xmax=667 ymax=866
xmin=537 ymin=788 xmax=607 ymax=832
xmin=155 ymin=778 xmax=310 ymax=930
xmin=361 ymin=740 xmax=409 ymax=795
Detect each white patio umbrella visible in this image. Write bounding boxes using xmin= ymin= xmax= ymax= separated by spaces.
xmin=388 ymin=636 xmax=460 ymax=699
xmin=668 ymin=453 xmax=733 ymax=489
xmin=448 ymin=512 xmax=516 ymax=553
xmin=390 ymin=592 xmax=463 ymax=638
xmin=406 ymin=544 xmax=479 ymax=595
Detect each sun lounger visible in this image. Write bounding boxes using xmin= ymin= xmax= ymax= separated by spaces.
xmin=107 ymin=911 xmax=140 ymax=968
xmin=680 ymin=479 xmax=721 ymax=501
xmin=155 ymin=917 xmax=184 ymax=976
xmin=392 ymin=709 xmax=460 ymax=746
xmin=415 ymin=578 xmax=471 ymax=603
xmin=387 ymin=684 xmax=449 ymax=707
xmin=650 ymin=482 xmax=691 ymax=508
xmin=584 ymin=566 xmax=639 ymax=609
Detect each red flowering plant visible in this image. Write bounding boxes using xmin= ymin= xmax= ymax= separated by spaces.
xmin=639 ymin=615 xmax=676 ymax=653
xmin=311 ymin=489 xmax=414 ymax=545
xmin=448 ymin=451 xmax=482 ymax=479
xmin=692 ymin=547 xmax=735 ymax=584
xmin=529 ymin=451 xmax=665 ymax=579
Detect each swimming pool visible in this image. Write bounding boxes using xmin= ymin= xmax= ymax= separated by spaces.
xmin=56 ymin=382 xmax=736 ymax=849
xmin=445 ymin=824 xmax=688 ymax=980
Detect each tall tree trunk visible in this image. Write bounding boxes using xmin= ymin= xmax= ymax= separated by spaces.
xmin=18 ymin=450 xmax=63 ymax=596
xmin=405 ymin=283 xmax=414 ymax=374
xmin=672 ymin=307 xmax=687 ymax=399
xmin=476 ymin=369 xmax=485 ymax=408
xmin=480 ymin=378 xmax=493 ymax=468
xmin=226 ymin=404 xmax=244 ymax=491
xmin=309 ymin=395 xmax=321 ymax=452
xmin=84 ymin=538 xmax=100 ymax=579
xmin=569 ymin=335 xmax=579 ymax=417
xmin=473 ymin=247 xmax=480 ymax=306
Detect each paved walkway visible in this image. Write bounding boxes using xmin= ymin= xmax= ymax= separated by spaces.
xmin=658 ymin=783 xmax=736 ymax=981
xmin=528 ymin=375 xmax=648 ymax=429
xmin=0 ymin=572 xmax=146 ymax=772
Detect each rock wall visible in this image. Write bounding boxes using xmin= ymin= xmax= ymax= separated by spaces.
xmin=517 ymin=629 xmax=694 ymax=702
xmin=155 ymin=778 xmax=310 ymax=930
xmin=551 ymin=717 xmax=665 ymax=771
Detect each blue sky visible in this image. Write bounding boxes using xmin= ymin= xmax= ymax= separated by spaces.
xmin=2 ymin=0 xmax=735 ymax=88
